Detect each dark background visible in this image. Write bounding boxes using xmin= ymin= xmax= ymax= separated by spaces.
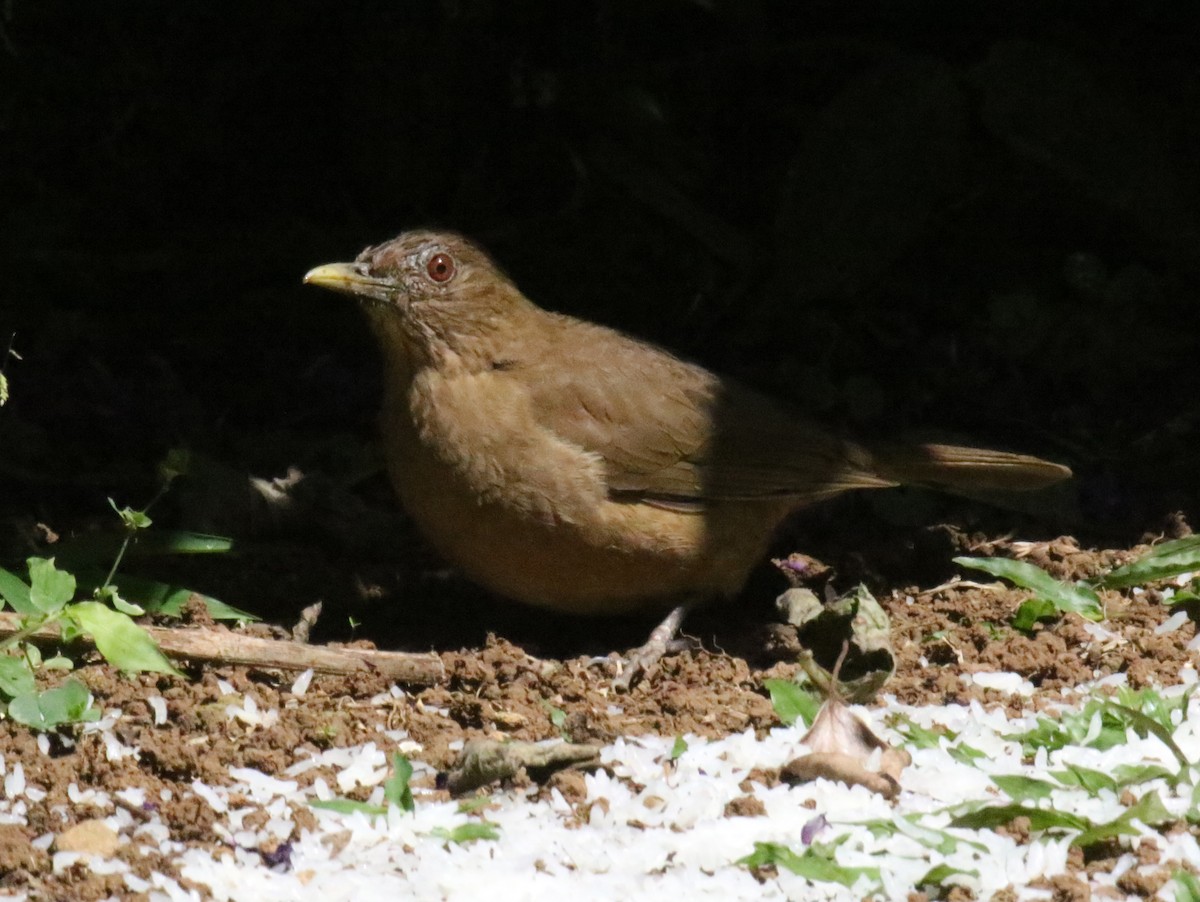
xmin=2 ymin=1 xmax=1197 ymax=647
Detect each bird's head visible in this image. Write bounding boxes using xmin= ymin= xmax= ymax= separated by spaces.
xmin=304 ymin=230 xmax=533 ymax=369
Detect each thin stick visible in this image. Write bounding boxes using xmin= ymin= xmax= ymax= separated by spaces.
xmin=0 ymin=613 xmax=447 ymax=685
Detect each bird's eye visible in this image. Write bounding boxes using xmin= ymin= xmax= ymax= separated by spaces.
xmin=426 ymin=252 xmax=456 ymax=283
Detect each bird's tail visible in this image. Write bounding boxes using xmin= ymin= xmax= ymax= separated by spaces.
xmin=867 ymin=442 xmax=1072 ymax=494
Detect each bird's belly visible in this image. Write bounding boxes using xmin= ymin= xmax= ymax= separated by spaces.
xmin=386 ymin=430 xmax=777 ymax=616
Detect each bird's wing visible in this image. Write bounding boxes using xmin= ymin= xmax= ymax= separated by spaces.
xmin=522 ymin=319 xmax=893 ymax=507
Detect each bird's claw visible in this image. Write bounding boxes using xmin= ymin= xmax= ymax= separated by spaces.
xmin=612 ymin=603 xmax=693 ymax=692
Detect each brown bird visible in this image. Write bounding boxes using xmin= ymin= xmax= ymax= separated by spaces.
xmin=305 ymin=231 xmax=1070 ymax=682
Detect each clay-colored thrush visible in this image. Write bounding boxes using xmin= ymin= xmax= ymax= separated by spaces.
xmin=305 ymin=231 xmax=1070 ymax=677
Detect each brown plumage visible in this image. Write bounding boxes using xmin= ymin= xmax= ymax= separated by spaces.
xmin=304 ymin=230 xmax=1070 ymax=620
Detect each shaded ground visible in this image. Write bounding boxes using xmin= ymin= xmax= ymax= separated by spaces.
xmin=0 ymin=510 xmax=1195 ymax=899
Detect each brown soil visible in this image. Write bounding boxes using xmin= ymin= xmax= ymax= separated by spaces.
xmin=0 ymin=515 xmax=1196 ymax=899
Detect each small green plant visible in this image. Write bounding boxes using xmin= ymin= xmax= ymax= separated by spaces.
xmin=0 ymin=551 xmax=181 ymax=729
xmin=311 ymin=753 xmax=501 ymax=844
xmin=953 ymin=556 xmax=1103 ymax=628
xmin=0 ymin=451 xmax=247 ymax=730
xmin=1003 ymin=686 xmax=1192 ymax=775
xmin=951 ymin=788 xmax=1172 ymax=848
xmin=37 ymin=452 xmax=249 ymax=622
xmin=312 ymin=752 xmax=416 ymax=817
xmin=956 ymin=535 xmax=1200 ymax=630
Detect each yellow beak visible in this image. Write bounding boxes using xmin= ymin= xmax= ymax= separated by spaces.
xmin=303 ymin=263 xmax=397 ymax=302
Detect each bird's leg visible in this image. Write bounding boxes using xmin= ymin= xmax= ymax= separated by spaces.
xmin=613 ymin=602 xmax=696 ymax=692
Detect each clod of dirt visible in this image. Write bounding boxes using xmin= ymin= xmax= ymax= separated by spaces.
xmin=54 ymin=819 xmax=120 ymax=856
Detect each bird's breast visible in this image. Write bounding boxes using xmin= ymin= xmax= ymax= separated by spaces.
xmin=397 ymin=366 xmax=610 ymax=520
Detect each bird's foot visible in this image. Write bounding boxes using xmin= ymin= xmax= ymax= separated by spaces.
xmin=613 ymin=603 xmax=694 ymax=692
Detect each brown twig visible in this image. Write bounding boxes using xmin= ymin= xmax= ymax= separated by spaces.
xmin=0 ymin=613 xmax=447 ymax=685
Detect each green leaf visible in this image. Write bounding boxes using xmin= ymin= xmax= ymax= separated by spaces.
xmin=429 ymin=822 xmax=500 ymax=844
xmin=1169 ymin=585 xmax=1200 ymax=606
xmin=1074 ymin=790 xmax=1172 ymax=847
xmin=738 ymin=842 xmax=879 ymax=888
xmin=383 ymin=753 xmax=415 ymax=813
xmin=542 ymin=700 xmax=567 ymax=730
xmin=197 ymin=595 xmax=257 ymax=622
xmin=1109 ymin=701 xmax=1192 ymax=774
xmin=93 ymin=584 xmax=145 ymax=616
xmin=7 ymin=692 xmax=44 ymax=728
xmin=1012 ymin=597 xmax=1060 ymax=631
xmin=1112 ymin=763 xmax=1175 ymax=787
xmin=0 ymin=566 xmax=35 ymax=615
xmin=670 ymin=735 xmax=688 ymax=760
xmin=1174 ymin=869 xmax=1200 ymax=902
xmin=27 ymin=557 xmax=76 ymax=614
xmin=954 ymin=556 xmax=1103 ymax=622
xmin=948 ymin=743 xmax=987 ymax=765
xmin=66 ymin=602 xmax=182 ymax=676
xmin=763 ymin=678 xmax=821 ymax=727
xmin=147 ymin=530 xmax=232 ymax=554
xmin=890 ymin=716 xmax=951 ymax=750
xmin=108 ymin=498 xmax=151 ymax=530
xmin=1051 ymin=764 xmax=1118 ymax=794
xmin=0 ymin=656 xmax=36 ymax=697
xmin=8 ymin=678 xmax=100 ymax=731
xmin=1188 ymin=782 xmax=1200 ymax=824
xmin=952 ymin=790 xmax=1173 ymax=849
xmin=950 ymin=802 xmax=1090 ymax=833
xmin=38 ymin=678 xmax=100 ymax=726
xmin=79 ymin=572 xmax=256 ymax=622
xmin=456 ymin=796 xmax=491 ymax=814
xmin=882 ymin=813 xmax=988 ymax=854
xmin=52 ymin=530 xmax=234 ymax=572
xmin=1125 ymin=789 xmax=1173 ymax=826
xmin=917 ymin=863 xmax=979 ymax=887
xmin=1097 ymin=536 xmax=1200 ymax=589
xmin=993 ymin=774 xmax=1057 ymax=802
xmin=310 ymin=799 xmax=387 ymax=816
